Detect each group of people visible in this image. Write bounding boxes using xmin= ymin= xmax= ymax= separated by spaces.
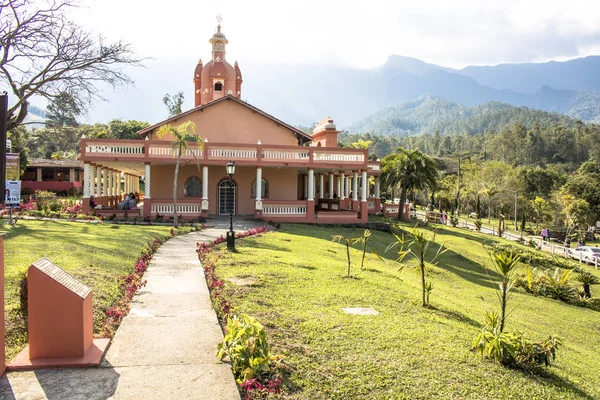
xmin=88 ymin=193 xmax=138 ymax=210
xmin=541 ymin=228 xmax=552 ymax=242
xmin=119 ymin=193 xmax=139 ymax=210
xmin=540 ymin=228 xmax=585 ymax=248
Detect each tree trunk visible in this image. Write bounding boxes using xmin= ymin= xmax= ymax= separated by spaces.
xmin=361 ymin=239 xmax=368 ymax=269
xmin=500 ymin=280 xmax=508 ymax=332
xmin=420 ymin=253 xmax=427 ymax=306
xmin=397 ymin=183 xmax=408 ymax=221
xmin=173 ymin=147 xmax=181 ymax=227
xmin=488 ymin=198 xmax=491 ymax=224
xmin=346 ymin=241 xmax=351 ymax=277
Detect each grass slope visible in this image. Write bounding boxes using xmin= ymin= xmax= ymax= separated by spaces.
xmin=211 ymin=223 xmax=600 ymax=399
xmin=3 ymin=220 xmax=173 ymax=360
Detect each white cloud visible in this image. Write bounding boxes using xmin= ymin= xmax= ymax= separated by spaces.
xmin=71 ymin=0 xmax=600 ymax=69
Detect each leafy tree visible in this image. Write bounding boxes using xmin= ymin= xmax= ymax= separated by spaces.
xmin=351 ymin=139 xmax=372 ymax=149
xmin=530 ymin=197 xmax=553 ymax=230
xmin=1 ymin=0 xmax=143 ymax=130
xmin=163 ymin=92 xmax=185 ymax=117
xmin=45 ymin=92 xmax=81 ymax=128
xmin=7 ymin=126 xmax=30 ymax=174
xmin=107 ymin=119 xmax=150 ymax=140
xmin=564 ymin=162 xmax=600 ymax=221
xmin=155 ymin=121 xmax=201 ymax=227
xmin=565 ymin=198 xmax=593 ymax=231
xmin=381 ymin=147 xmax=437 ymax=221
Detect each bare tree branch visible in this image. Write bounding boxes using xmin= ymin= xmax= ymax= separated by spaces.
xmin=0 ymin=0 xmax=145 ymax=130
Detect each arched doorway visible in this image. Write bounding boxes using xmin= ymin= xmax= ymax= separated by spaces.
xmin=218 ymin=179 xmax=236 ymax=215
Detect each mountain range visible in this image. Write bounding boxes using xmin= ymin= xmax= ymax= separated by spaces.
xmin=35 ymin=54 xmax=600 ymax=129
xmin=347 ymin=95 xmax=580 ymax=136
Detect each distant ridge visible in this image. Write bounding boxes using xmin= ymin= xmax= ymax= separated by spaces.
xmin=347 ymin=95 xmax=580 ymax=136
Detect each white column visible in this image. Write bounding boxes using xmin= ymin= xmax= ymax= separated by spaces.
xmin=329 ymin=173 xmax=334 ymax=199
xmin=352 ymin=172 xmax=358 ymax=201
xmin=361 ymin=171 xmax=367 ymax=201
xmin=145 ymin=164 xmax=151 ymax=199
xmin=308 ymin=169 xmax=314 ymax=201
xmin=69 ymin=168 xmax=75 ymax=183
xmin=256 ymin=167 xmax=262 ymax=201
xmin=202 ymin=166 xmax=209 ymax=199
xmin=99 ymin=167 xmax=105 ymax=197
xmin=337 ymin=175 xmax=341 ymax=197
xmin=36 ymin=167 xmax=42 ymax=182
xmin=83 ymin=163 xmax=91 ymax=198
xmin=107 ymin=169 xmax=113 ymax=197
xmin=340 ymin=173 xmax=345 ymax=200
xmin=303 ymin=175 xmax=308 ymax=199
xmin=114 ymin=171 xmax=118 ymax=196
xmin=375 ymin=176 xmax=381 ymax=198
xmin=319 ymin=174 xmax=324 ymax=199
xmin=89 ymin=165 xmax=96 ymax=197
xmin=348 ymin=177 xmax=352 ymax=198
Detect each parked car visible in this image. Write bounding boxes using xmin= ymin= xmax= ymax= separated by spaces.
xmin=568 ymin=246 xmax=600 ymax=264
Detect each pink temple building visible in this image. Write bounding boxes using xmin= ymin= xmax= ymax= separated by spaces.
xmin=80 ymin=25 xmax=382 ymax=223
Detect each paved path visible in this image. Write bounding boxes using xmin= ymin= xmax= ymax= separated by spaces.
xmin=1 ymin=219 xmax=264 ymax=400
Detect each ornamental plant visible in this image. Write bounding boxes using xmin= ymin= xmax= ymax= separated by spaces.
xmin=472 ymin=311 xmax=562 ymax=369
xmin=386 ymin=227 xmax=445 ymax=307
xmin=485 ymin=249 xmax=521 ymax=332
xmin=217 ymin=314 xmax=276 ymax=384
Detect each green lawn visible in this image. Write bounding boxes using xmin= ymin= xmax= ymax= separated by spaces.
xmin=210 ymin=222 xmax=600 ymax=399
xmin=2 ymin=220 xmax=174 ymax=360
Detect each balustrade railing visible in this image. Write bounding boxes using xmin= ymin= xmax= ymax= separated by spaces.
xmin=82 ymin=139 xmax=374 ymax=168
xmin=151 ymin=203 xmax=202 ymax=215
xmin=86 ymin=144 xmax=145 ymax=157
xmin=262 ymin=202 xmax=307 ymax=216
xmin=209 ymin=147 xmax=257 ymax=160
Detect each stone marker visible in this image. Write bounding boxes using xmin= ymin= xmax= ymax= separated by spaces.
xmin=7 ymin=258 xmax=110 ymax=370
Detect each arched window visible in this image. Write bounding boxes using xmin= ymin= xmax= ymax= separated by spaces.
xmin=184 ymin=177 xmax=202 ymax=197
xmin=251 ymin=178 xmax=268 ymax=198
xmin=214 ymin=82 xmax=223 ymax=91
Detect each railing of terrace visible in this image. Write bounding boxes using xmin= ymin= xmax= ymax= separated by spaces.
xmin=262 ymin=201 xmax=307 ymax=216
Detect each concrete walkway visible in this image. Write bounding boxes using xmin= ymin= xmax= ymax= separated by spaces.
xmin=0 ymin=219 xmax=264 ymax=399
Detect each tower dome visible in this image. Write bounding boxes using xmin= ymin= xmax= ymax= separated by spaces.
xmin=193 ymin=23 xmax=242 ymax=107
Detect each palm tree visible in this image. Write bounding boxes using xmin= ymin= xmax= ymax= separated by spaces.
xmin=575 ymin=270 xmax=600 ymax=298
xmin=351 ymin=139 xmax=373 ymax=149
xmin=381 ymin=148 xmax=438 ymax=221
xmin=156 ymin=121 xmax=202 ymax=227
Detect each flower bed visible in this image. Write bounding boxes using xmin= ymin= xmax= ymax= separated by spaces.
xmin=196 ymin=226 xmax=286 ymax=399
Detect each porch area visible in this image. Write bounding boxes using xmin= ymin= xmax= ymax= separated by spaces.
xmin=79 ymin=139 xmax=382 ymax=224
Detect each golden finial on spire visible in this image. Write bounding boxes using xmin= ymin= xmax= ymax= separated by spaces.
xmin=216 ymin=14 xmax=223 ymax=31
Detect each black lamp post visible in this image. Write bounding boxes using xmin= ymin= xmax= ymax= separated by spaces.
xmin=226 ymin=161 xmax=236 ymax=250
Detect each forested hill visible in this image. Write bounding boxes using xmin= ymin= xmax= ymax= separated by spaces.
xmin=347 ymin=95 xmax=578 ymax=136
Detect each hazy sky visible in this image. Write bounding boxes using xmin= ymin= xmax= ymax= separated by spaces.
xmin=72 ymin=0 xmax=600 ymax=69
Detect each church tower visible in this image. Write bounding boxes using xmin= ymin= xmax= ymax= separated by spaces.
xmin=193 ymin=22 xmax=243 ymax=107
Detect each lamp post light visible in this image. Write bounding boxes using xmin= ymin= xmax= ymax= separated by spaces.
xmin=226 ymin=161 xmax=236 ymax=250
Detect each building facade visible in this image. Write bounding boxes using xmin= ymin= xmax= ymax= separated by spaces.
xmin=80 ymin=25 xmax=382 ymax=223
xmin=21 ymin=159 xmax=84 ymax=194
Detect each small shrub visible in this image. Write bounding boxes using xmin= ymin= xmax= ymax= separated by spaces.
xmin=472 ymin=311 xmax=562 ymax=369
xmin=450 ymin=214 xmax=459 ymax=227
xmin=218 ymin=314 xmax=281 ymax=384
xmin=49 ymin=202 xmax=62 ymax=212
